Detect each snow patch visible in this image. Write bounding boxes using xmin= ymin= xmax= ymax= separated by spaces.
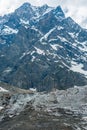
xmin=0 ymin=87 xmax=8 ymax=92
xmin=41 ymin=42 xmax=47 ymax=45
xmin=20 ymin=52 xmax=26 ymax=59
xmin=29 ymin=88 xmax=37 ymax=92
xmin=3 ymin=67 xmax=12 ymax=74
xmin=78 ymin=42 xmax=87 ymax=52
xmin=0 ymin=106 xmax=4 ymax=111
xmin=44 ymin=28 xmax=55 ymax=40
xmin=31 ymin=26 xmax=43 ymax=35
xmin=43 ymin=7 xmax=53 ymax=16
xmin=20 ymin=19 xmax=29 ymax=25
xmin=31 ymin=56 xmax=35 ymax=62
xmin=49 ymin=39 xmax=58 ymax=42
xmin=50 ymin=44 xmax=63 ymax=50
xmin=34 ymin=47 xmax=45 ymax=55
xmin=68 ymin=32 xmax=75 ymax=38
xmin=50 ymin=44 xmax=58 ymax=50
xmin=30 ymin=51 xmax=35 ymax=55
xmin=57 ymin=26 xmax=64 ymax=30
xmin=40 ymin=27 xmax=56 ymax=41
xmin=1 ymin=26 xmax=18 ymax=35
xmin=0 ymin=55 xmax=5 ymax=57
xmin=58 ymin=36 xmax=68 ymax=42
xmin=70 ymin=61 xmax=87 ymax=77
xmin=62 ymin=61 xmax=69 ymax=68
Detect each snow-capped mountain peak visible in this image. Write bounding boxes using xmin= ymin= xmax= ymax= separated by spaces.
xmin=0 ymin=2 xmax=87 ymax=91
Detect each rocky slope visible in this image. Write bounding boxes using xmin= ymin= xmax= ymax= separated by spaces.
xmin=0 ymin=84 xmax=87 ymax=130
xmin=0 ymin=3 xmax=87 ymax=91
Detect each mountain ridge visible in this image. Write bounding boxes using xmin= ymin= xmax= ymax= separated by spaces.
xmin=0 ymin=2 xmax=87 ymax=91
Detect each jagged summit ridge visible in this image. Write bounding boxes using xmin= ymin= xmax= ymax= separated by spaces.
xmin=54 ymin=5 xmax=65 ymax=18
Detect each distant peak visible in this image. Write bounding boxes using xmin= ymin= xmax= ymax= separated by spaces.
xmin=66 ymin=17 xmax=79 ymax=26
xmin=15 ymin=2 xmax=31 ymax=13
xmin=21 ymin=2 xmax=31 ymax=8
xmin=55 ymin=6 xmax=63 ymax=12
xmin=54 ymin=5 xmax=65 ymax=18
xmin=40 ymin=4 xmax=50 ymax=9
xmin=22 ymin=2 xmax=31 ymax=6
xmin=42 ymin=4 xmax=49 ymax=8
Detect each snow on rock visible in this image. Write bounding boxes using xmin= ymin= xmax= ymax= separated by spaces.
xmin=20 ymin=52 xmax=26 ymax=59
xmin=50 ymin=44 xmax=58 ymax=50
xmin=31 ymin=56 xmax=36 ymax=62
xmin=20 ymin=50 xmax=37 ymax=60
xmin=70 ymin=61 xmax=87 ymax=77
xmin=30 ymin=51 xmax=35 ymax=55
xmin=3 ymin=67 xmax=12 ymax=74
xmin=42 ymin=7 xmax=53 ymax=16
xmin=61 ymin=61 xmax=69 ymax=68
xmin=40 ymin=27 xmax=56 ymax=41
xmin=31 ymin=26 xmax=43 ymax=35
xmin=1 ymin=25 xmax=18 ymax=35
xmin=68 ymin=32 xmax=75 ymax=38
xmin=44 ymin=28 xmax=56 ymax=40
xmin=58 ymin=35 xmax=68 ymax=42
xmin=50 ymin=44 xmax=63 ymax=50
xmin=46 ymin=50 xmax=58 ymax=59
xmin=0 ymin=87 xmax=8 ymax=92
xmin=20 ymin=19 xmax=29 ymax=25
xmin=29 ymin=88 xmax=37 ymax=92
xmin=57 ymin=26 xmax=64 ymax=30
xmin=0 ymin=55 xmax=5 ymax=57
xmin=41 ymin=42 xmax=47 ymax=45
xmin=0 ymin=106 xmax=4 ymax=111
xmin=49 ymin=39 xmax=58 ymax=42
xmin=78 ymin=41 xmax=87 ymax=52
xmin=34 ymin=47 xmax=45 ymax=55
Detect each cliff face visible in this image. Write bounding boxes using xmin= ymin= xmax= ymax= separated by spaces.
xmin=0 ymin=3 xmax=87 ymax=91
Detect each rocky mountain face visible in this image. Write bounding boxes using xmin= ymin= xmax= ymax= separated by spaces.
xmin=0 ymin=83 xmax=87 ymax=130
xmin=0 ymin=2 xmax=87 ymax=91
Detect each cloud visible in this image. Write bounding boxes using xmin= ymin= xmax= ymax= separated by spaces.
xmin=0 ymin=0 xmax=87 ymax=28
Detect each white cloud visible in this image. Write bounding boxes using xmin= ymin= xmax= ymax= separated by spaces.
xmin=0 ymin=0 xmax=87 ymax=28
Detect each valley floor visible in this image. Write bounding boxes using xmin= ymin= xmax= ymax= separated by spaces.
xmin=0 ymin=85 xmax=87 ymax=130
xmin=0 ymin=107 xmax=83 ymax=130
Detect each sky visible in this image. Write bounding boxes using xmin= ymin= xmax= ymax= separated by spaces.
xmin=0 ymin=0 xmax=87 ymax=28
